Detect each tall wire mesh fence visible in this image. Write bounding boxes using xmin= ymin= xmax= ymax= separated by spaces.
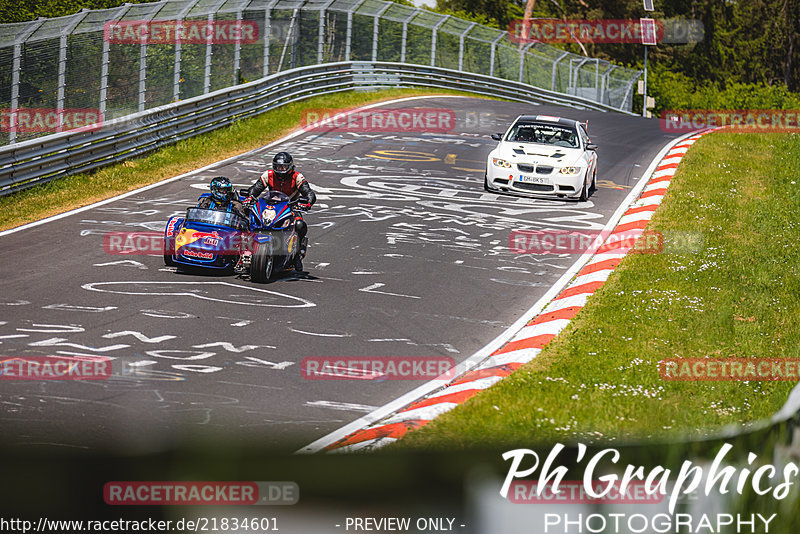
xmin=0 ymin=0 xmax=641 ymax=145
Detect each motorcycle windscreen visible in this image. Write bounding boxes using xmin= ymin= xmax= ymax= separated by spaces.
xmin=185 ymin=208 xmax=248 ymax=230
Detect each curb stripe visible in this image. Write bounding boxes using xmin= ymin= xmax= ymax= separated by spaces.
xmin=531 ymin=306 xmax=585 ymax=323
xmin=310 ymin=127 xmax=714 ymax=454
xmin=408 ymin=389 xmax=489 ymax=410
xmin=494 ymin=334 xmax=557 ymax=354
xmin=555 ymin=280 xmax=606 ymax=299
xmin=640 ymin=188 xmax=669 ymax=199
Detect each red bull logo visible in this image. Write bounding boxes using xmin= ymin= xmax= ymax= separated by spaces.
xmin=175 ymin=229 xmax=222 ymax=251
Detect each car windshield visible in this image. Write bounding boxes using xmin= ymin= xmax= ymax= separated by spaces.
xmin=185 ymin=208 xmax=248 ymax=230
xmin=506 ymin=123 xmax=579 ymax=148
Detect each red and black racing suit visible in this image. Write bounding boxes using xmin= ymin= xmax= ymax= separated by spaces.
xmin=247 ymin=169 xmax=316 ymax=255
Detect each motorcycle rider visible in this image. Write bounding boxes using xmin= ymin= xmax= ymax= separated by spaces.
xmin=197 ymin=176 xmax=248 ymax=221
xmin=244 ymin=152 xmax=316 ymax=269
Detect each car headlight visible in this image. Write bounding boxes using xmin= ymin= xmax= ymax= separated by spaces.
xmin=492 ymin=158 xmax=512 ymax=168
xmin=559 ymin=166 xmax=581 ymax=175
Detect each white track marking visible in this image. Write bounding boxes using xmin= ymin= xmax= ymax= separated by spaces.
xmin=28 ymin=337 xmax=129 ymax=352
xmin=234 ymin=357 xmax=294 ymax=370
xmin=306 ymin=401 xmax=378 ymax=413
xmin=42 ymin=304 xmax=117 ymax=313
xmin=289 ymin=328 xmax=352 ymax=338
xmin=82 ymin=281 xmax=315 ymax=308
xmin=17 ymin=324 xmax=85 ymax=333
xmin=103 ymin=331 xmax=176 ymax=343
xmin=93 ymin=260 xmax=148 ymax=269
xmin=193 ymin=342 xmax=274 ymax=352
xmin=140 ymin=309 xmax=196 ymax=319
xmin=359 ymin=283 xmax=421 ymax=299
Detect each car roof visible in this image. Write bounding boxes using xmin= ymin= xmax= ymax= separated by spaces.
xmin=515 ymin=115 xmax=582 ymax=128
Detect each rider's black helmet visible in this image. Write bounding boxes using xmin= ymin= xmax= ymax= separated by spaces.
xmin=272 ymin=152 xmax=295 ymax=181
xmin=210 ymin=176 xmax=233 ymax=202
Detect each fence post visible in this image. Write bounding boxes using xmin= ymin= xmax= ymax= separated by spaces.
xmin=318 ymin=0 xmax=334 ymax=64
xmin=551 ymin=51 xmax=569 ymax=92
xmin=430 ymin=15 xmax=449 ymax=67
xmin=100 ymin=5 xmax=131 ymax=119
xmin=138 ymin=5 xmax=168 ymax=113
xmin=263 ymin=0 xmax=280 ymax=76
xmin=601 ymin=65 xmax=616 ymax=106
xmin=458 ymin=22 xmax=476 ymax=72
xmin=203 ymin=0 xmax=229 ymax=93
xmin=345 ymin=0 xmax=365 ymax=61
xmin=570 ymin=58 xmax=588 ymax=95
xmin=56 ymin=11 xmax=87 ymax=132
xmin=173 ymin=0 xmax=200 ymax=102
xmin=290 ymin=8 xmax=299 ymax=69
xmin=595 ymin=60 xmax=600 ymax=102
xmin=372 ymin=3 xmax=392 ymax=62
xmin=518 ymin=42 xmax=533 ymax=83
xmin=400 ymin=9 xmax=419 ymax=64
xmin=489 ymin=32 xmax=504 ymax=77
xmin=9 ymin=19 xmax=45 ymax=144
xmin=204 ymin=12 xmax=214 ymax=94
xmin=277 ymin=8 xmax=298 ymax=72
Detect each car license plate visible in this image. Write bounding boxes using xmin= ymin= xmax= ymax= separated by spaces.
xmin=517 ymin=174 xmax=550 ymax=184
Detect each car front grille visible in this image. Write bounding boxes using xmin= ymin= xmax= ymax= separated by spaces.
xmin=517 ymin=164 xmax=554 ymax=175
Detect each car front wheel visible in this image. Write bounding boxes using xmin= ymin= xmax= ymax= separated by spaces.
xmin=579 ymin=175 xmax=590 ymax=202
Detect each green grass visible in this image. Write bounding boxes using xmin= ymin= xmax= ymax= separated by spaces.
xmin=396 ymin=131 xmax=800 ymax=451
xmin=0 ymin=88 xmax=478 ymax=232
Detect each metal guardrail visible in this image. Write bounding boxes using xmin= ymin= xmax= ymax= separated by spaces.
xmin=0 ymin=61 xmax=636 ymax=196
xmin=0 ymin=0 xmax=641 ymax=146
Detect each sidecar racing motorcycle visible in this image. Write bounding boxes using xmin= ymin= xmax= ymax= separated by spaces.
xmin=163 ymin=190 xmax=307 ymax=282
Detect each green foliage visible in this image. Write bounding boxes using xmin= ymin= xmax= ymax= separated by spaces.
xmin=0 ymin=0 xmax=161 ymax=23
xmin=437 ymin=0 xmax=800 ymax=106
xmin=648 ymin=63 xmax=800 ymax=114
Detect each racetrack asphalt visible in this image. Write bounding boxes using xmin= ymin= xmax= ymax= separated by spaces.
xmin=0 ymin=96 xmax=682 ymax=453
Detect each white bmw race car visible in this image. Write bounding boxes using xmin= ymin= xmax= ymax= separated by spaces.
xmin=484 ymin=115 xmax=598 ymax=201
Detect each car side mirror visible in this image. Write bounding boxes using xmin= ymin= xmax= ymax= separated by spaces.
xmin=586 ymin=143 xmax=598 ymax=151
xmin=491 ymin=133 xmax=502 ymax=141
